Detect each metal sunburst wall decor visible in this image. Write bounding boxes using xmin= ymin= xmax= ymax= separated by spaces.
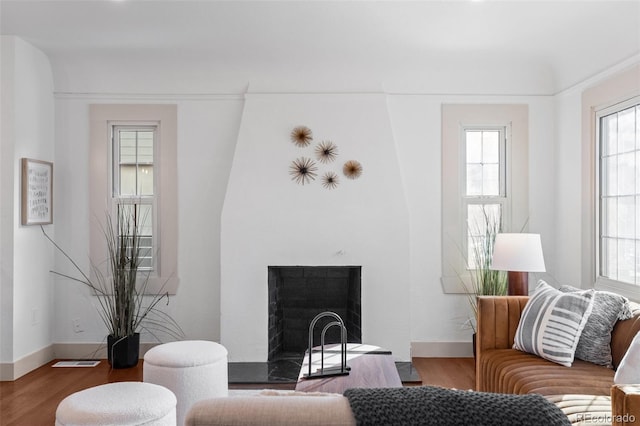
xmin=290 ymin=126 xmax=313 ymax=147
xmin=343 ymin=160 xmax=363 ymax=180
xmin=315 ymin=141 xmax=339 ymax=164
xmin=321 ymin=172 xmax=339 ymax=189
xmin=289 ymin=157 xmax=318 ymax=185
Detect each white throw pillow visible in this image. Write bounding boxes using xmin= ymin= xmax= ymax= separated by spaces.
xmin=614 ymin=331 xmax=640 ymax=384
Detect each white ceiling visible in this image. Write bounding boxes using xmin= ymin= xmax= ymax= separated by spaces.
xmin=1 ymin=0 xmax=639 ymax=94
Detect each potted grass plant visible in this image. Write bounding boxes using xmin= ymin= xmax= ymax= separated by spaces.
xmin=42 ymin=204 xmax=183 ymax=368
xmin=466 ymin=211 xmax=508 ymax=327
xmin=462 ymin=207 xmax=508 ymax=356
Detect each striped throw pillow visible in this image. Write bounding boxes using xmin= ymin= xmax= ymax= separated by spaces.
xmin=513 ymin=280 xmax=595 ymax=367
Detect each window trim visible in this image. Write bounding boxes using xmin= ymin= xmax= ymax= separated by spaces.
xmin=90 ymin=104 xmax=179 ymax=295
xmin=441 ymin=104 xmax=529 ymax=293
xmin=594 ymin=96 xmax=640 ymax=293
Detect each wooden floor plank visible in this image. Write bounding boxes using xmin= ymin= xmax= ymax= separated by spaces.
xmin=0 ymin=357 xmax=475 ymax=425
xmin=412 ymin=357 xmax=476 ymax=390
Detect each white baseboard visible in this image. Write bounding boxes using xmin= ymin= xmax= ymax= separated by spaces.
xmin=0 ymin=363 xmax=12 ymax=381
xmin=0 ymin=343 xmax=163 ymax=381
xmin=53 ymin=342 xmax=159 ymax=360
xmin=410 ymin=341 xmax=473 ymax=358
xmin=0 ymin=345 xmax=55 ymax=381
xmin=1 ymin=341 xmax=469 ymax=381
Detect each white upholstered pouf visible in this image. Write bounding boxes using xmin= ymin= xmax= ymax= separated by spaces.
xmin=55 ymin=381 xmax=177 ymax=426
xmin=143 ymin=340 xmax=228 ymax=426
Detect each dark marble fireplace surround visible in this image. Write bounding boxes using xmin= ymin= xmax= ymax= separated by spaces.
xmin=227 ymin=265 xmax=419 ymax=384
xmin=268 ymin=266 xmax=362 ymax=361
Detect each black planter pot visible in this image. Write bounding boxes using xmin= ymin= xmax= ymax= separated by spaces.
xmin=472 ymin=332 xmax=477 ymax=359
xmin=107 ymin=333 xmax=140 ymax=369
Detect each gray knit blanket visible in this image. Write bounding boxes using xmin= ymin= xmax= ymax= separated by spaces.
xmin=343 ymin=386 xmax=571 ymax=426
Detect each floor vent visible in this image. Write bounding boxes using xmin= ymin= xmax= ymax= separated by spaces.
xmin=52 ymin=360 xmax=100 ymax=368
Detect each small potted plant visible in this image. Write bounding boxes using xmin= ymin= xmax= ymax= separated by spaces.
xmin=43 ymin=204 xmax=183 ymax=368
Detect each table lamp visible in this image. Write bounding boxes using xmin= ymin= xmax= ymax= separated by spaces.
xmin=491 ymin=233 xmax=546 ymax=295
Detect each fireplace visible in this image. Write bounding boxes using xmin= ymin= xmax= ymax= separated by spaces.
xmin=268 ymin=266 xmax=362 ymax=361
xmin=220 ymin=94 xmax=411 ymax=361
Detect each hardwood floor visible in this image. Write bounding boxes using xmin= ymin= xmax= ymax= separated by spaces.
xmin=0 ymin=357 xmax=475 ymax=425
xmin=412 ymin=357 xmax=476 ymax=390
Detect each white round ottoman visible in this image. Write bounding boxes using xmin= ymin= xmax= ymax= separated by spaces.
xmin=55 ymin=381 xmax=176 ymax=426
xmin=143 ymin=340 xmax=228 ymax=426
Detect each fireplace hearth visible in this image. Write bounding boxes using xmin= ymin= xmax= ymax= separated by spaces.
xmin=268 ymin=266 xmax=362 ymax=362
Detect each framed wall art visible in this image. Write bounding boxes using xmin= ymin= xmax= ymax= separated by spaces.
xmin=21 ymin=158 xmax=53 ymax=225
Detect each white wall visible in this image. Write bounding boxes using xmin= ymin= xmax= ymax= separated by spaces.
xmin=0 ymin=37 xmax=16 ymax=368
xmin=52 ymin=89 xmax=558 ymax=361
xmin=52 ymin=95 xmax=243 ymax=346
xmin=0 ymin=36 xmax=55 ymax=379
xmin=221 ymin=93 xmax=411 ymax=361
xmin=11 ymin=35 xmax=630 ymax=369
xmin=553 ymin=88 xmax=584 ymax=287
xmin=388 ymin=94 xmax=557 ymax=354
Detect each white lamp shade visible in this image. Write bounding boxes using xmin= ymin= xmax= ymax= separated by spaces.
xmin=491 ymin=233 xmax=546 ymax=272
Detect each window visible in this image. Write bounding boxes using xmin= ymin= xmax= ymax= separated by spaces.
xmin=90 ymin=104 xmax=179 ymax=295
xmin=464 ymin=128 xmax=507 ymax=269
xmin=597 ymin=97 xmax=640 ymax=290
xmin=441 ymin=104 xmax=529 ymax=293
xmin=581 ymin=64 xmax=639 ymax=302
xmin=112 ymin=125 xmax=157 ymax=271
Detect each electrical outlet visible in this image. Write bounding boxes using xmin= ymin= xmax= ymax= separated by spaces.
xmin=72 ymin=318 xmax=84 ymax=333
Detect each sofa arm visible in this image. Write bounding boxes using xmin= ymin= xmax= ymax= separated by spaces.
xmin=611 ymin=384 xmax=640 ymax=426
xmin=476 ymin=296 xmax=529 ymax=391
xmin=476 ymin=296 xmax=529 ymax=352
